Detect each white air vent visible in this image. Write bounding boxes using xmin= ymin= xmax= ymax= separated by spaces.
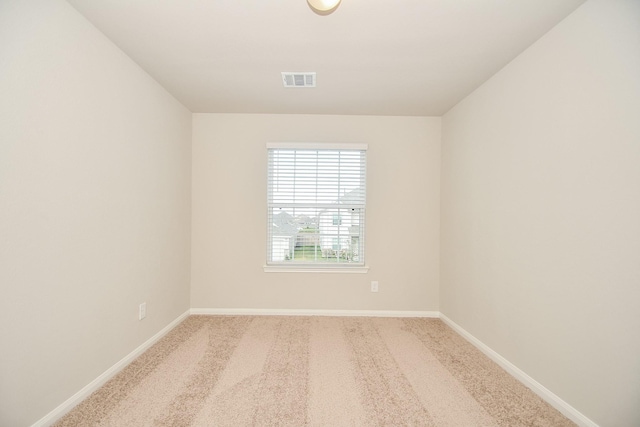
xmin=282 ymin=72 xmax=316 ymax=88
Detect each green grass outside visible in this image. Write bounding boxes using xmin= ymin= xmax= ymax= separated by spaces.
xmin=291 ymin=245 xmax=356 ymax=262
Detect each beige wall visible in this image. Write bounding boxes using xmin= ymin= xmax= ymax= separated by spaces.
xmin=191 ymin=114 xmax=440 ymax=312
xmin=440 ymin=0 xmax=640 ymax=425
xmin=3 ymin=0 xmax=636 ymax=425
xmin=0 ymin=1 xmax=192 ymax=425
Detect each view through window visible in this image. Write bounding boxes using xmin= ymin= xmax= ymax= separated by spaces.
xmin=266 ymin=143 xmax=367 ymax=268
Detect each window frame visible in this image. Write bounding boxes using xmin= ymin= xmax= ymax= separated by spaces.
xmin=264 ymin=142 xmax=369 ymax=273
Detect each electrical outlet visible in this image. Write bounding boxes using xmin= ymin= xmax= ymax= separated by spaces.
xmin=139 ymin=302 xmax=146 ymax=320
xmin=371 ymin=281 xmax=379 ymax=293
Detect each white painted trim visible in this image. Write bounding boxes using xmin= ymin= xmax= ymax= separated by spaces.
xmin=439 ymin=314 xmax=599 ymax=427
xmin=31 ymin=310 xmax=190 ymax=427
xmin=190 ymin=308 xmax=439 ymax=318
xmin=266 ymin=142 xmax=368 ymax=150
xmin=263 ymin=265 xmax=369 ymax=273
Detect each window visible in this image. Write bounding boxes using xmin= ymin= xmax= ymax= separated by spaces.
xmin=265 ymin=143 xmax=367 ymax=272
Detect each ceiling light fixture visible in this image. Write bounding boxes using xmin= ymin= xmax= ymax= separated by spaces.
xmin=307 ymin=0 xmax=341 ymax=15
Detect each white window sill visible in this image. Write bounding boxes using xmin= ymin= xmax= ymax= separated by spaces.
xmin=263 ymin=264 xmax=369 ymax=274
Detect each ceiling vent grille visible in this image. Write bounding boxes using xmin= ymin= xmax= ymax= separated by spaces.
xmin=282 ymin=72 xmax=316 ymax=88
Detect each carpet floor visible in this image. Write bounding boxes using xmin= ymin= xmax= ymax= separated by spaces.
xmin=54 ymin=316 xmax=575 ymax=426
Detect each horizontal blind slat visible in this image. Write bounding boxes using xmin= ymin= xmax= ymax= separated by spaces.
xmin=267 ymin=146 xmax=366 ymax=266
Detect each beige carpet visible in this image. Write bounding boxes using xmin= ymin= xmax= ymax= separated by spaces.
xmin=54 ymin=316 xmax=575 ymax=426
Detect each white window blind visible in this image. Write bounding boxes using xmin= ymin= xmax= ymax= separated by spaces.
xmin=266 ymin=143 xmax=367 ymax=268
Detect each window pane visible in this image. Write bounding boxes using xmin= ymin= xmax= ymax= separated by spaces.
xmin=267 ymin=147 xmax=366 ymax=266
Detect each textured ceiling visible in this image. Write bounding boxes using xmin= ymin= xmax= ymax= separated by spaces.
xmin=66 ymin=0 xmax=585 ymax=116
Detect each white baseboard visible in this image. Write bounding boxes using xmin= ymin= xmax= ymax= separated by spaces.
xmin=190 ymin=308 xmax=439 ymax=318
xmin=439 ymin=314 xmax=598 ymax=427
xmin=31 ymin=310 xmax=190 ymax=427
